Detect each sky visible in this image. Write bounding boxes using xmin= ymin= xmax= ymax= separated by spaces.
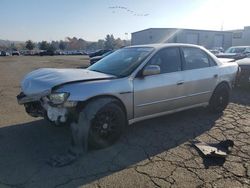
xmin=1 ymin=0 xmax=250 ymax=42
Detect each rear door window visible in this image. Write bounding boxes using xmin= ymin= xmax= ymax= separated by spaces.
xmin=182 ymin=47 xmax=210 ymax=70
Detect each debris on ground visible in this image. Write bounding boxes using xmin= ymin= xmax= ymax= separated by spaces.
xmin=193 ymin=139 xmax=234 ymax=158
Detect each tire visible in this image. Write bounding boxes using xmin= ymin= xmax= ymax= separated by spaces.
xmin=81 ymin=99 xmax=126 ymax=149
xmin=208 ymin=84 xmax=230 ymax=113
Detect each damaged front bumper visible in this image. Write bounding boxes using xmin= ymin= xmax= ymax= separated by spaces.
xmin=17 ymin=92 xmax=78 ymax=125
xmin=17 ymin=90 xmax=50 ymax=105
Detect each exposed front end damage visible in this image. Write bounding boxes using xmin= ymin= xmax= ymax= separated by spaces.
xmin=17 ymin=91 xmax=77 ymax=125
xmin=16 ymin=67 xmax=117 ymax=125
xmin=46 ymin=106 xmax=68 ymax=123
xmin=24 ymin=101 xmax=45 ymax=117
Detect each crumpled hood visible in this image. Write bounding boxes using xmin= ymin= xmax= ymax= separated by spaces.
xmin=21 ymin=68 xmax=115 ymax=95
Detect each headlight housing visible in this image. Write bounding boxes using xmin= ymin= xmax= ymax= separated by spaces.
xmin=48 ymin=92 xmax=69 ymax=105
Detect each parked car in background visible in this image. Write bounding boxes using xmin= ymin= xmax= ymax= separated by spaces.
xmin=73 ymin=51 xmax=86 ymax=55
xmin=216 ymin=46 xmax=250 ymax=60
xmin=54 ymin=51 xmax=63 ymax=55
xmin=235 ymin=57 xmax=250 ymax=86
xmin=89 ymin=50 xmax=114 ymax=65
xmin=39 ymin=50 xmax=54 ymax=56
xmin=0 ymin=51 xmax=10 ymax=56
xmin=17 ymin=44 xmax=239 ymax=148
xmin=12 ymin=51 xmax=20 ymax=56
xmin=212 ymin=47 xmax=224 ymax=53
xmin=61 ymin=50 xmax=87 ymax=55
xmin=88 ymin=49 xmax=112 ymax=58
xmin=209 ymin=49 xmax=220 ymax=55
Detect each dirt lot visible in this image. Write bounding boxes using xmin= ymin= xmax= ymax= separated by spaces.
xmin=0 ymin=56 xmax=249 ymax=188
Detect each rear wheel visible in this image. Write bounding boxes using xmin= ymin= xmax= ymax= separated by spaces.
xmin=208 ymin=84 xmax=230 ymax=113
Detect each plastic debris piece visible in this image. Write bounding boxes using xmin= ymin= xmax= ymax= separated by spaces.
xmin=193 ymin=140 xmax=234 ymax=158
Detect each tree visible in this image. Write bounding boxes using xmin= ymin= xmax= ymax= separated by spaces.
xmin=123 ymin=39 xmax=131 ymax=46
xmin=39 ymin=41 xmax=49 ymax=50
xmin=25 ymin=40 xmax=35 ymax=50
xmin=51 ymin=40 xmax=59 ymax=50
xmin=86 ymin=42 xmax=97 ymax=51
xmin=66 ymin=37 xmax=78 ymax=50
xmin=104 ymin=34 xmax=115 ymax=49
xmin=59 ymin=40 xmax=66 ymax=50
xmin=78 ymin=38 xmax=87 ymax=50
xmin=47 ymin=43 xmax=56 ymax=53
xmin=114 ymin=38 xmax=124 ymax=49
xmin=10 ymin=43 xmax=16 ymax=51
xmin=16 ymin=43 xmax=26 ymax=51
xmin=97 ymin=39 xmax=105 ymax=49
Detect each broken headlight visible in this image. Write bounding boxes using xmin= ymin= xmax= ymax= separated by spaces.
xmin=48 ymin=92 xmax=69 ymax=105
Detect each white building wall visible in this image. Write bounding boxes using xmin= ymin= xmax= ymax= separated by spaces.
xmin=232 ymin=26 xmax=250 ymax=46
xmin=131 ymin=28 xmax=178 ymax=45
xmin=132 ymin=28 xmax=232 ymax=49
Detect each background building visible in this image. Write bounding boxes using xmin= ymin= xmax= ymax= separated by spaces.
xmin=131 ymin=28 xmax=233 ymax=50
xmin=231 ymin=26 xmax=250 ymax=46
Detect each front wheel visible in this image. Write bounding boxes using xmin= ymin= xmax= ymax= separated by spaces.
xmin=88 ymin=102 xmax=126 ymax=149
xmin=208 ymin=84 xmax=230 ymax=113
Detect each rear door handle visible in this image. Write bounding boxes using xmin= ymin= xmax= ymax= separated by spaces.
xmin=177 ymin=80 xmax=184 ymax=85
xmin=213 ymin=74 xmax=218 ymax=78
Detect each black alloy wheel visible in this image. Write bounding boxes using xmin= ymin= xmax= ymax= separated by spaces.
xmin=89 ymin=102 xmax=126 ymax=149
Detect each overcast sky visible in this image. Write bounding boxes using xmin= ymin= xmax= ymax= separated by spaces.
xmin=1 ymin=0 xmax=250 ymax=42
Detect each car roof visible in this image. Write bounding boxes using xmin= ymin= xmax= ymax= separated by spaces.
xmin=229 ymin=46 xmax=250 ymax=48
xmin=126 ymin=43 xmax=223 ymax=66
xmin=126 ymin=43 xmax=204 ymax=50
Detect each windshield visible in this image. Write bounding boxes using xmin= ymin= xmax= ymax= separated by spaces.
xmin=88 ymin=47 xmax=154 ymax=77
xmin=225 ymin=47 xmax=246 ymax=53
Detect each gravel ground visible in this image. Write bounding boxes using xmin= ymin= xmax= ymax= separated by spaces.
xmin=0 ymin=56 xmax=249 ymax=188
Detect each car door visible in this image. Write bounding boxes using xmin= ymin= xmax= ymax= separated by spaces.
xmin=133 ymin=47 xmax=185 ymax=118
xmin=180 ymin=47 xmax=219 ymax=107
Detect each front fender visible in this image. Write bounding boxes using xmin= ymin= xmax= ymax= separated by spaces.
xmin=55 ymin=78 xmax=134 ymax=119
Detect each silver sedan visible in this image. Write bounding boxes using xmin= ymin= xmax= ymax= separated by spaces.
xmin=17 ymin=44 xmax=239 ymax=148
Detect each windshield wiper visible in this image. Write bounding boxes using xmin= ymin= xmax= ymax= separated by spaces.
xmin=90 ymin=69 xmax=104 ymax=73
xmin=90 ymin=69 xmax=118 ymax=77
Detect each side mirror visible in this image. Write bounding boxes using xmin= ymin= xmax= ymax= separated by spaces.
xmin=142 ymin=65 xmax=161 ymax=76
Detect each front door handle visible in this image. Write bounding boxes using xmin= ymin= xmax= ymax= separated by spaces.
xmin=177 ymin=80 xmax=184 ymax=85
xmin=213 ymin=74 xmax=218 ymax=78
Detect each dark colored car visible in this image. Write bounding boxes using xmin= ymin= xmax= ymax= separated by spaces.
xmin=236 ymin=57 xmax=250 ymax=86
xmin=88 ymin=49 xmax=111 ymax=58
xmin=216 ymin=46 xmax=250 ymax=60
xmin=12 ymin=51 xmax=20 ymax=56
xmin=39 ymin=50 xmax=54 ymax=56
xmin=89 ymin=51 xmax=113 ymax=65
